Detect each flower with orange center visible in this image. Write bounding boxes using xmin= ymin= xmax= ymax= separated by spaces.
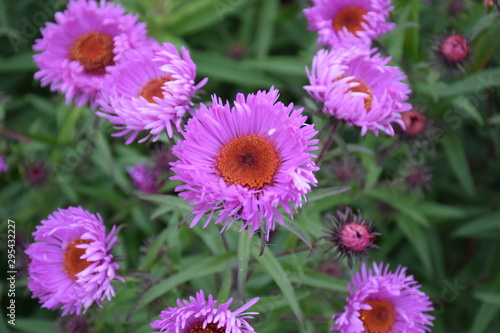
xmin=171 ymin=88 xmax=319 ymax=238
xmin=33 ymin=0 xmax=150 ymax=107
xmin=305 ymin=47 xmax=411 ymax=136
xmin=97 ymin=43 xmax=207 ymax=144
xmin=333 ymin=6 xmax=368 ymax=34
xmin=216 ymin=135 xmax=281 ymax=190
xmin=332 ymin=262 xmax=434 ymax=333
xmin=151 ymin=290 xmax=259 ymax=333
xmin=26 ymin=206 xmax=123 ymax=316
xmin=304 ymin=0 xmax=395 ymax=48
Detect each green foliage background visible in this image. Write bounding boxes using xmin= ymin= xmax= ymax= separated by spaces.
xmin=1 ymin=0 xmax=500 ymax=332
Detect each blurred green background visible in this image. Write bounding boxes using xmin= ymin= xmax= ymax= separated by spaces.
xmin=1 ymin=0 xmax=500 ymax=332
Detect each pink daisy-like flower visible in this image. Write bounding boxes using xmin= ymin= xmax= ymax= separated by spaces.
xmin=25 ymin=206 xmax=123 ymax=316
xmin=304 ymin=0 xmax=395 ymax=48
xmin=127 ymin=163 xmax=165 ymax=194
xmin=332 ymin=262 xmax=434 ymax=333
xmin=96 ymin=43 xmax=207 ymax=143
xmin=33 ymin=0 xmax=150 ymax=108
xmin=171 ymin=87 xmax=319 ymax=238
xmin=150 ymin=290 xmax=259 ymax=333
xmin=305 ymin=47 xmax=411 ymax=136
xmin=0 ymin=155 xmax=8 ymax=174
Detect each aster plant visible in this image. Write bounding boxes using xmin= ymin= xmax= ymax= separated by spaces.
xmin=305 ymin=47 xmax=412 ymax=136
xmin=97 ymin=43 xmax=207 ymax=143
xmin=304 ymin=0 xmax=395 ymax=49
xmin=150 ymin=290 xmax=259 ymax=333
xmin=33 ymin=0 xmax=151 ymax=107
xmin=332 ymin=262 xmax=434 ymax=333
xmin=321 ymin=207 xmax=379 ymax=268
xmin=171 ymin=87 xmax=319 ymax=239
xmin=25 ymin=206 xmax=123 ymax=315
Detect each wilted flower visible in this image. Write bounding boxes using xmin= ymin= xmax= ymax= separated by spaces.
xmin=25 ymin=206 xmax=122 ymax=315
xmin=150 ymin=290 xmax=259 ymax=333
xmin=332 ymin=262 xmax=434 ymax=333
xmin=171 ymin=87 xmax=319 ymax=239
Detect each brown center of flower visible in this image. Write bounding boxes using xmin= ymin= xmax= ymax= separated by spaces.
xmin=333 ymin=6 xmax=368 ymax=33
xmin=138 ymin=76 xmax=174 ymax=103
xmin=360 ymin=299 xmax=396 ymax=333
xmin=187 ymin=323 xmax=225 ymax=333
xmin=336 ymin=74 xmax=373 ymax=111
xmin=64 ymin=239 xmax=92 ymax=281
xmin=216 ymin=134 xmax=281 ymax=190
xmin=69 ymin=31 xmax=115 ymax=74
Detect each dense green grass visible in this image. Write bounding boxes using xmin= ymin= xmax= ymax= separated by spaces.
xmin=1 ymin=0 xmax=500 ymax=332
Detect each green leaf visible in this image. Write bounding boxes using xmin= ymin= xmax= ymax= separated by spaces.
xmin=419 ymin=202 xmax=468 ymax=220
xmin=469 ymin=302 xmax=500 ymax=333
xmin=251 ymin=244 xmax=305 ymax=328
xmin=395 ymin=216 xmax=433 ymax=277
xmin=237 ymin=229 xmax=251 ymax=301
xmin=140 ymin=194 xmax=192 ymax=213
xmin=474 ymin=292 xmax=500 ymax=307
xmin=295 ymin=269 xmax=348 ymax=292
xmin=9 ymin=319 xmax=59 ymax=333
xmin=135 ymin=252 xmax=235 ymax=310
xmin=453 ymin=211 xmax=500 ymax=238
xmin=367 ymin=188 xmax=429 ymax=226
xmin=282 ymin=216 xmax=312 ymax=249
xmin=242 ymin=57 xmax=306 ymax=77
xmin=452 ymin=96 xmax=484 ymax=126
xmin=191 ymin=51 xmax=276 ymax=87
xmin=307 ymin=186 xmax=350 ymax=203
xmin=439 ymin=68 xmax=500 ymax=98
xmin=0 ymin=51 xmax=36 ymax=72
xmin=255 ymin=0 xmax=279 ymax=59
xmin=442 ymin=132 xmax=475 ymax=197
xmin=138 ymin=227 xmax=171 ymax=270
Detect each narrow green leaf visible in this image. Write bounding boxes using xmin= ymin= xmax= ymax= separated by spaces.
xmin=251 ymin=244 xmax=305 ymax=328
xmin=9 ymin=319 xmax=59 ymax=333
xmin=0 ymin=51 xmax=37 ymax=72
xmin=135 ymin=252 xmax=235 ymax=310
xmin=255 ymin=0 xmax=279 ymax=59
xmin=439 ymin=67 xmax=500 ymax=98
xmin=453 ymin=211 xmax=500 ymax=238
xmin=442 ymin=132 xmax=475 ymax=197
xmin=282 ymin=216 xmax=312 ymax=249
xmin=367 ymin=188 xmax=429 ymax=226
xmin=138 ymin=227 xmax=171 ymax=270
xmin=452 ymin=96 xmax=484 ymax=126
xmin=474 ymin=292 xmax=500 ymax=307
xmin=237 ymin=229 xmax=251 ymax=302
xmin=140 ymin=194 xmax=192 ymax=212
xmin=469 ymin=303 xmax=500 ymax=333
xmin=307 ymin=186 xmax=350 ymax=203
xmin=242 ymin=57 xmax=306 ymax=77
xmin=296 ymin=269 xmax=348 ymax=292
xmin=419 ymin=202 xmax=468 ymax=220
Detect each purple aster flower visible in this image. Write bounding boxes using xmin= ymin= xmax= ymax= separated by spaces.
xmin=305 ymin=47 xmax=411 ymax=136
xmin=127 ymin=163 xmax=165 ymax=194
xmin=171 ymin=87 xmax=319 ymax=238
xmin=33 ymin=0 xmax=151 ymax=108
xmin=304 ymin=0 xmax=395 ymax=48
xmin=0 ymin=155 xmax=8 ymax=174
xmin=332 ymin=262 xmax=434 ymax=333
xmin=25 ymin=206 xmax=123 ymax=316
xmin=96 ymin=43 xmax=207 ymax=143
xmin=150 ymin=290 xmax=259 ymax=333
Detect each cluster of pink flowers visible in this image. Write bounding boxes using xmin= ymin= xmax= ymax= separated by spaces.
xmin=304 ymin=0 xmax=411 ymax=136
xmin=27 ymin=1 xmax=435 ymax=332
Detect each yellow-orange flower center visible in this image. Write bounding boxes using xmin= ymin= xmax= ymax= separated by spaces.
xmin=336 ymin=74 xmax=373 ymax=111
xmin=138 ymin=76 xmax=174 ymax=104
xmin=216 ymin=134 xmax=281 ymax=190
xmin=64 ymin=238 xmax=92 ymax=281
xmin=360 ymin=299 xmax=396 ymax=333
xmin=187 ymin=323 xmax=225 ymax=333
xmin=333 ymin=6 xmax=368 ymax=34
xmin=69 ymin=31 xmax=115 ymax=74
